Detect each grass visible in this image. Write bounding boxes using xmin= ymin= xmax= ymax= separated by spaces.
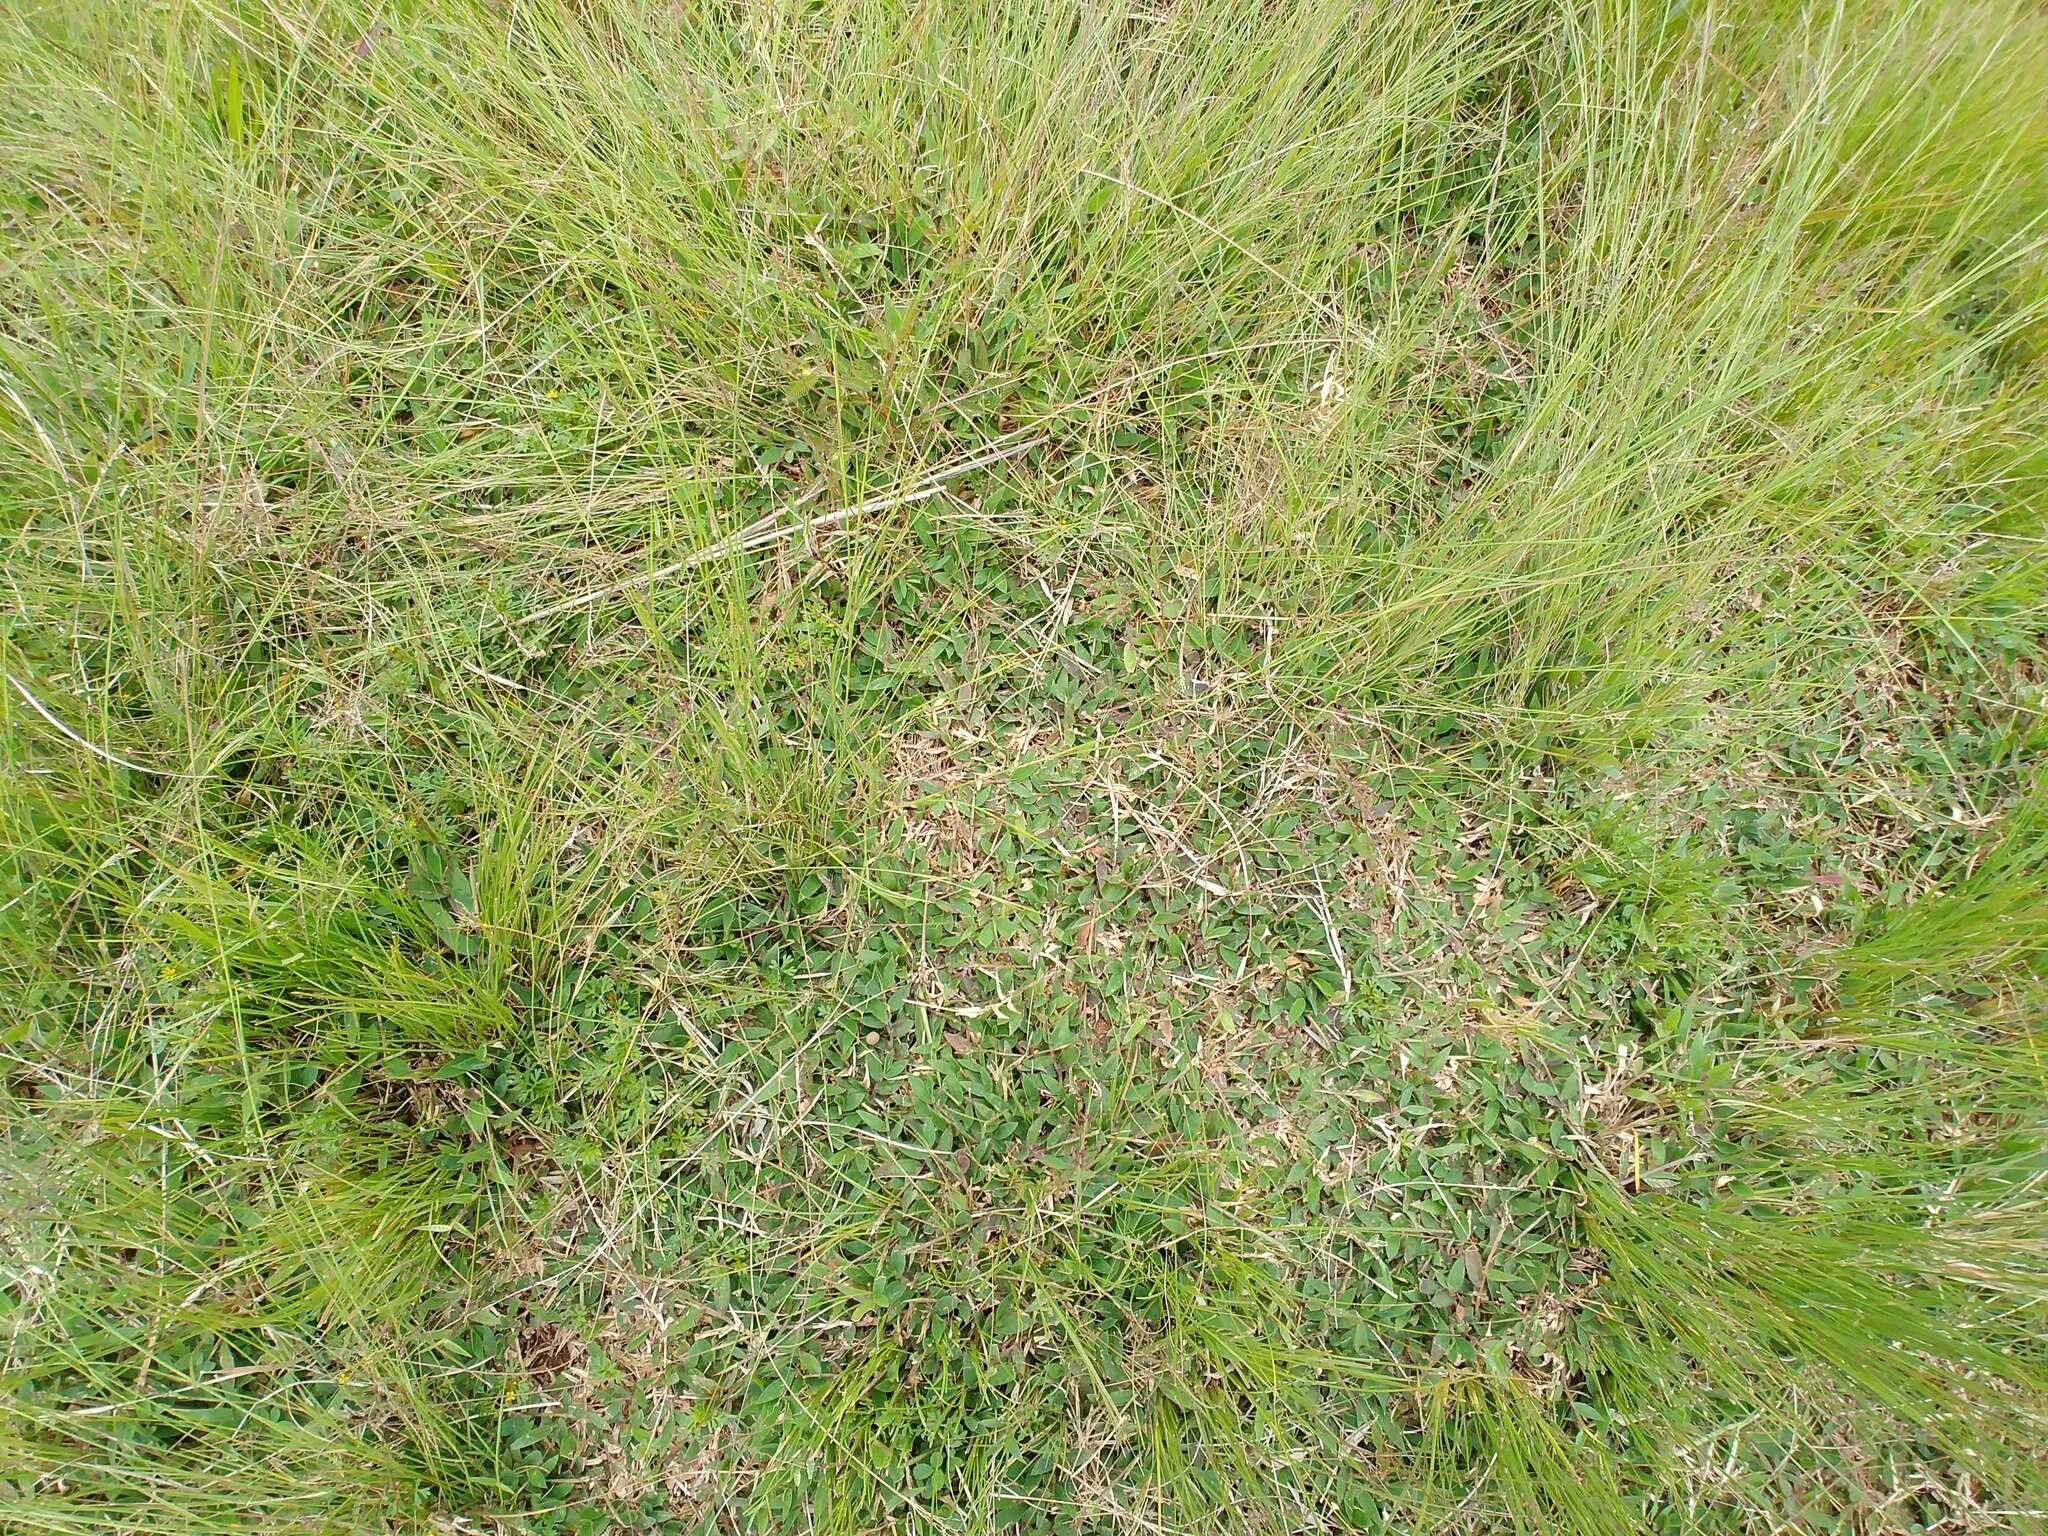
xmin=2 ymin=0 xmax=2046 ymax=1531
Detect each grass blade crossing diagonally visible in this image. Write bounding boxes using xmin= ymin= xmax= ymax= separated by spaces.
xmin=3 ymin=1 xmax=2045 ymax=1532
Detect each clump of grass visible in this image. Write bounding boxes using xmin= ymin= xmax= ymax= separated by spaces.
xmin=4 ymin=0 xmax=2047 ymax=1532
xmin=1830 ymin=778 xmax=2048 ymax=1011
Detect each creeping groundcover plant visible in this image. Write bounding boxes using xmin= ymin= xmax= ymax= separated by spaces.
xmin=3 ymin=1 xmax=2046 ymax=1532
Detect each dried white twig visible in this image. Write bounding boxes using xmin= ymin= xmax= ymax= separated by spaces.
xmin=1310 ymin=876 xmax=1352 ymax=1000
xmin=6 ymin=671 xmax=159 ymax=775
xmin=514 ymin=434 xmax=1042 ymax=628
